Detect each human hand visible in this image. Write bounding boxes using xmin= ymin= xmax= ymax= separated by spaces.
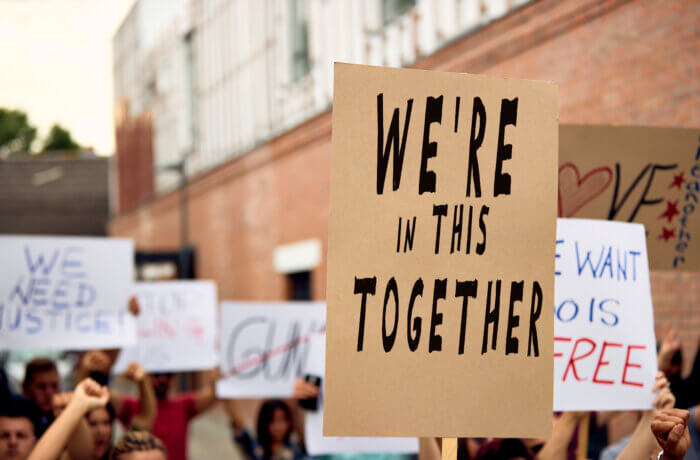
xmin=80 ymin=350 xmax=112 ymax=375
xmin=657 ymin=329 xmax=680 ymax=373
xmin=651 ymin=408 xmax=690 ymax=460
xmin=71 ymin=378 xmax=110 ymax=412
xmin=293 ymin=378 xmax=319 ymax=400
xmin=652 ymin=371 xmax=675 ymax=410
xmin=128 ymin=296 xmax=140 ymax=316
xmin=123 ymin=362 xmax=146 ymax=383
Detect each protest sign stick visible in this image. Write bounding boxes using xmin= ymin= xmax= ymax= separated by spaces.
xmin=441 ymin=438 xmax=457 ymax=460
xmin=576 ymin=413 xmax=590 ymax=460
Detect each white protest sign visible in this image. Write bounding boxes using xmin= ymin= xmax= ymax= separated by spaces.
xmin=305 ymin=330 xmax=326 ymax=378
xmin=113 ymin=281 xmax=218 ymax=373
xmin=305 ymin=409 xmax=419 ymax=455
xmin=0 ymin=236 xmax=136 ymax=350
xmin=303 ymin=333 xmax=418 ymax=456
xmin=216 ymin=302 xmax=325 ymax=398
xmin=554 ymin=219 xmax=657 ymax=411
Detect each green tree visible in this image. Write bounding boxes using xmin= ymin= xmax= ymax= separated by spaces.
xmin=41 ymin=124 xmax=80 ymax=152
xmin=0 ymin=108 xmax=37 ymax=156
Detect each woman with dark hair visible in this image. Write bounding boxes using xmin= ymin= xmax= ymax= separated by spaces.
xmin=55 ymin=361 xmax=155 ymax=460
xmin=226 ymin=398 xmax=306 ymax=460
xmin=85 ymin=403 xmax=116 ymax=460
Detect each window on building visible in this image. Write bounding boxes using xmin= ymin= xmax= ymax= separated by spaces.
xmin=382 ymin=0 xmax=417 ymax=24
xmin=288 ymin=271 xmax=312 ymax=301
xmin=290 ymin=0 xmax=310 ymax=81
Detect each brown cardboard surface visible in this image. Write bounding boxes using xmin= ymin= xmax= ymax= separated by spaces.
xmin=324 ymin=63 xmax=557 ymax=438
xmin=559 ymin=125 xmax=700 ymax=271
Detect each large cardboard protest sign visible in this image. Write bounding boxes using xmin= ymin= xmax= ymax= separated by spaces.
xmin=216 ymin=302 xmax=326 ymax=398
xmin=0 ymin=236 xmax=136 ymax=350
xmin=554 ymin=219 xmax=657 ymax=411
xmin=559 ymin=125 xmax=700 ymax=271
xmin=325 ymin=63 xmax=558 ymax=437
xmin=113 ymin=281 xmax=218 ymax=373
xmin=303 ymin=333 xmax=419 ymax=456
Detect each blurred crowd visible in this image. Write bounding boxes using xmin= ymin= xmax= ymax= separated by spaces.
xmin=1 ymin=298 xmax=698 ymax=460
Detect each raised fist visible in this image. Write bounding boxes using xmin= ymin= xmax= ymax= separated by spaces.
xmin=651 ymin=408 xmax=690 ymax=460
xmin=124 ymin=362 xmax=146 ymax=383
xmin=72 ymin=378 xmax=110 ymax=411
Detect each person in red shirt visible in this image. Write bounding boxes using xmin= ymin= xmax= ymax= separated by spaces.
xmin=111 ymin=371 xmax=217 ymax=460
xmin=77 ymin=347 xmax=217 ymax=460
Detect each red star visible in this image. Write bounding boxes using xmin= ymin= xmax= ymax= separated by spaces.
xmin=658 ymin=227 xmax=676 ymax=242
xmin=669 ymin=172 xmax=686 ymax=189
xmin=659 ymin=200 xmax=680 ymax=223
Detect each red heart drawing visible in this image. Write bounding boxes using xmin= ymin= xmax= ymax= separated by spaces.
xmin=558 ymin=163 xmax=613 ymax=217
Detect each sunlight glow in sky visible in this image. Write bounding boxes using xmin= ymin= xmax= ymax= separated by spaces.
xmin=0 ymin=0 xmax=136 ymax=154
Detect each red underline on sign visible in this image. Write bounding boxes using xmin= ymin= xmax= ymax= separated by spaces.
xmin=221 ymin=326 xmax=326 ymax=379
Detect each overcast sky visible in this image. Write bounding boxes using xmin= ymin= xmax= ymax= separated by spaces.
xmin=0 ymin=0 xmax=135 ymax=155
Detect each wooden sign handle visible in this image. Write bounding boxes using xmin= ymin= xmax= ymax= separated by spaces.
xmin=442 ymin=438 xmax=458 ymax=460
xmin=576 ymin=413 xmax=590 ymax=460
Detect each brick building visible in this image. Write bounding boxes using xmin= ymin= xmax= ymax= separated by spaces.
xmin=0 ymin=154 xmax=110 ymax=236
xmin=110 ymin=0 xmax=699 ymax=369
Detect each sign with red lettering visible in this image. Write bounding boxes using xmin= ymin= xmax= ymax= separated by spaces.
xmin=216 ymin=302 xmax=326 ymax=398
xmin=554 ymin=219 xmax=657 ymax=410
xmin=559 ymin=125 xmax=700 ymax=271
xmin=113 ymin=281 xmax=218 ymax=373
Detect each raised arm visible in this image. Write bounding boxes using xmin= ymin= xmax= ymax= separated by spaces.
xmin=224 ymin=398 xmax=247 ymax=431
xmin=617 ymin=372 xmax=675 ymax=460
xmin=657 ymin=329 xmax=680 ymax=376
xmin=194 ymin=368 xmax=219 ymax=416
xmin=51 ymin=392 xmax=95 ymax=460
xmin=536 ymin=412 xmax=586 ymax=460
xmin=291 ymin=377 xmax=321 ymax=440
xmin=418 ymin=438 xmax=441 ymax=460
xmin=122 ymin=362 xmax=156 ymax=431
xmin=29 ymin=379 xmax=109 ymax=460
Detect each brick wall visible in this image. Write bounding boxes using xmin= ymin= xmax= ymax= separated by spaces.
xmin=110 ymin=0 xmax=699 ymax=370
xmin=114 ymin=106 xmax=155 ymax=213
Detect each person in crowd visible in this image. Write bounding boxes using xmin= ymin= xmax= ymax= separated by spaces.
xmin=225 ymin=396 xmax=305 ymax=460
xmin=600 ymin=371 xmax=675 ymax=459
xmin=651 ymin=408 xmax=691 ymax=460
xmin=77 ymin=350 xmax=216 ymax=460
xmin=21 ymin=357 xmax=60 ymax=438
xmin=83 ymin=403 xmax=115 ymax=460
xmin=658 ymin=329 xmax=700 ymax=409
xmin=114 ymin=370 xmax=217 ymax=460
xmin=110 ymin=430 xmax=167 ymax=460
xmin=27 ymin=377 xmax=109 ymax=460
xmin=0 ymin=401 xmax=36 ymax=460
xmin=54 ymin=362 xmax=155 ymax=460
xmin=422 ymin=411 xmax=587 ymax=460
xmin=0 ymin=367 xmax=13 ymax=410
xmin=679 ymin=403 xmax=700 ymax=460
